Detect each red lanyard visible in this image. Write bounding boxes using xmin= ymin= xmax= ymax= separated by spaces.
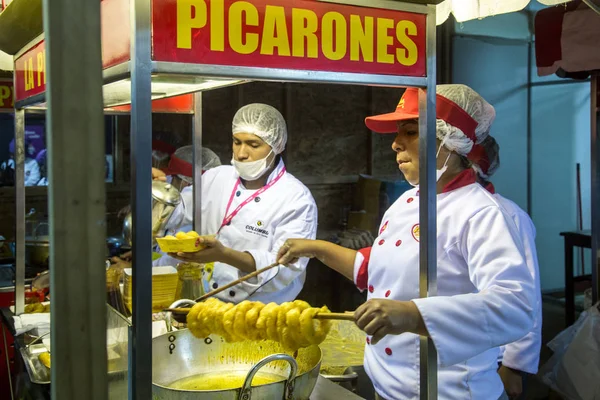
xmin=218 ymin=167 xmax=286 ymax=233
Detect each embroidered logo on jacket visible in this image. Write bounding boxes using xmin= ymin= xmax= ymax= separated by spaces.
xmin=246 ymin=221 xmax=269 ymax=238
xmin=411 ymin=224 xmax=420 ymax=242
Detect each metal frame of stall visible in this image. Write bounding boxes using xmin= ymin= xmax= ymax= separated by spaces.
xmin=591 ymin=74 xmax=599 ymax=306
xmin=11 ymin=0 xmax=440 ymax=398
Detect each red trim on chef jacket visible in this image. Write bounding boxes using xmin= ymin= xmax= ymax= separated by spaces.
xmin=484 ymin=182 xmax=495 ymax=194
xmin=356 ymin=247 xmax=372 ymax=291
xmin=441 ymin=168 xmax=478 ymax=193
xmin=356 ymin=171 xmax=478 ymax=291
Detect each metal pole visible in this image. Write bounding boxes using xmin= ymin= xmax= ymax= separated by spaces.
xmin=418 ymin=5 xmax=437 ymax=400
xmin=592 ymin=74 xmax=599 ymax=304
xmin=129 ymin=0 xmax=153 ymax=396
xmin=13 ymin=109 xmax=25 ymax=316
xmin=193 ymin=92 xmax=203 ymax=232
xmin=42 ymin=0 xmax=107 ymax=397
xmin=527 ymin=41 xmax=533 ymax=216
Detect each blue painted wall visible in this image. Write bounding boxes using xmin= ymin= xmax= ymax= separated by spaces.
xmin=451 ymin=14 xmax=591 ymax=291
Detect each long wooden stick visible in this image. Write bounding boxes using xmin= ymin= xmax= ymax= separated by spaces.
xmin=194 ymin=262 xmax=280 ymax=302
xmin=313 ymin=312 xmax=355 ymax=321
xmin=164 ymin=308 xmax=355 ymax=321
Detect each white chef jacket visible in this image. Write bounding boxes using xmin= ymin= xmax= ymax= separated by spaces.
xmin=165 ymin=159 xmax=318 ymax=304
xmin=487 ymin=187 xmax=542 ymax=374
xmin=353 ymin=170 xmax=535 ymax=400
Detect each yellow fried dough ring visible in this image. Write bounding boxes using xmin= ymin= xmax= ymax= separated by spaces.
xmin=233 ymin=301 xmax=253 ymax=339
xmin=286 ymin=301 xmax=311 ymax=347
xmin=222 ymin=306 xmax=241 ymax=342
xmin=279 ymin=326 xmax=298 ymax=351
xmin=213 ymin=302 xmax=234 ymax=339
xmin=245 ymin=303 xmax=265 ymax=340
xmin=258 ymin=303 xmax=280 ymax=342
xmin=300 ymin=306 xmax=332 ymax=345
xmin=186 ymin=299 xmax=333 ymax=348
xmin=202 ymin=298 xmax=223 ymax=334
xmin=200 ymin=298 xmax=218 ymax=333
xmin=187 ymin=302 xmax=210 ymax=338
xmin=276 ymin=303 xmax=294 ymax=343
xmin=276 ymin=302 xmax=298 ymax=349
xmin=256 ymin=303 xmax=276 ymax=327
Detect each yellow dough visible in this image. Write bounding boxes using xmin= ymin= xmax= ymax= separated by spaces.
xmin=164 ymin=235 xmax=177 ymax=240
xmin=187 ymin=231 xmax=200 ymax=238
xmin=175 ymin=232 xmax=191 ymax=240
xmin=186 ymin=298 xmax=332 ymax=350
xmin=39 ymin=352 xmax=51 ymax=369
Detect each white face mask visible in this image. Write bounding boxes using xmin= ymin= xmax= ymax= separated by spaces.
xmin=231 ymin=150 xmax=274 ymax=181
xmin=410 ymin=138 xmax=451 ymax=188
xmin=435 ymin=137 xmax=451 ymax=182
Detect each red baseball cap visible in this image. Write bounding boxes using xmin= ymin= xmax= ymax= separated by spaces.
xmin=365 ymin=88 xmax=479 ymax=143
xmin=161 ymin=154 xmax=193 ymax=178
xmin=152 ymin=139 xmax=177 ymax=155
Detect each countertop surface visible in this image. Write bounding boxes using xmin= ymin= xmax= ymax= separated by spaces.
xmin=312 ymin=376 xmax=365 ymax=399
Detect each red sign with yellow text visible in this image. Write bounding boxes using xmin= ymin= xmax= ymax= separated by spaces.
xmin=0 ymin=80 xmax=14 ymax=110
xmin=152 ymin=0 xmax=426 ymax=76
xmin=14 ymin=40 xmax=46 ymax=103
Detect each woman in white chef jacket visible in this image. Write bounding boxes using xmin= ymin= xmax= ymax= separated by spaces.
xmin=277 ymin=85 xmax=535 ymax=400
xmin=167 ymin=103 xmax=318 ymax=304
xmin=469 ymin=135 xmax=542 ymax=399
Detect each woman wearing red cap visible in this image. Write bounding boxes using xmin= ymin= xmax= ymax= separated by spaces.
xmin=150 ymin=146 xmax=222 ymax=268
xmin=277 ymin=85 xmax=534 ymax=400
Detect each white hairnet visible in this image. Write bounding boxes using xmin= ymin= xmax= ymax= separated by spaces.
xmin=472 ymin=135 xmax=500 ymax=180
xmin=436 ymin=84 xmax=496 ymax=156
xmin=202 ymin=147 xmax=222 ymax=170
xmin=232 ymin=104 xmax=288 ymax=155
xmin=173 ymin=145 xmax=222 ymax=183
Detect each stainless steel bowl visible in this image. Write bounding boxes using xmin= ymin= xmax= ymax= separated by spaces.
xmin=152 ymin=329 xmax=322 ymax=400
xmin=25 ymin=237 xmax=50 ymax=268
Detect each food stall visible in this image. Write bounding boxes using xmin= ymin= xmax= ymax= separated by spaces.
xmin=2 ymin=0 xmax=442 ymax=398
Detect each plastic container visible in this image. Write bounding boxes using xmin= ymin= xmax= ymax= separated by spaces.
xmin=123 ymin=266 xmax=178 ymax=313
xmin=155 ymin=237 xmax=206 ymax=253
xmin=174 ymin=263 xmax=204 ymax=301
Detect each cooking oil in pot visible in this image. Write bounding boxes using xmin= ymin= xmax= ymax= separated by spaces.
xmin=168 ymin=371 xmax=285 ymax=391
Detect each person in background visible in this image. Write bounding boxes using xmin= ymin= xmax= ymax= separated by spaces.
xmin=469 ymin=135 xmax=542 ymax=400
xmin=160 ymin=145 xmax=222 ymax=193
xmin=152 ymin=139 xmax=177 ymax=170
xmin=163 ymin=103 xmax=318 ymax=304
xmin=113 ymin=146 xmax=222 ymax=268
xmin=1 ymin=139 xmax=41 ymax=186
xmin=36 ymin=149 xmax=48 ymax=186
xmin=151 ymin=146 xmax=222 ymax=267
xmin=276 ymin=85 xmax=534 ymax=400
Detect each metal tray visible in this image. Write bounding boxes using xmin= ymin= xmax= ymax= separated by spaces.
xmin=19 ymin=343 xmax=50 ymax=385
xmin=19 ymin=342 xmax=128 ymax=386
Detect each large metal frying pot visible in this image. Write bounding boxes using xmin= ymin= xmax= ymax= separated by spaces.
xmin=152 ymin=329 xmax=322 ymax=400
xmin=25 ymin=237 xmax=50 ymax=268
